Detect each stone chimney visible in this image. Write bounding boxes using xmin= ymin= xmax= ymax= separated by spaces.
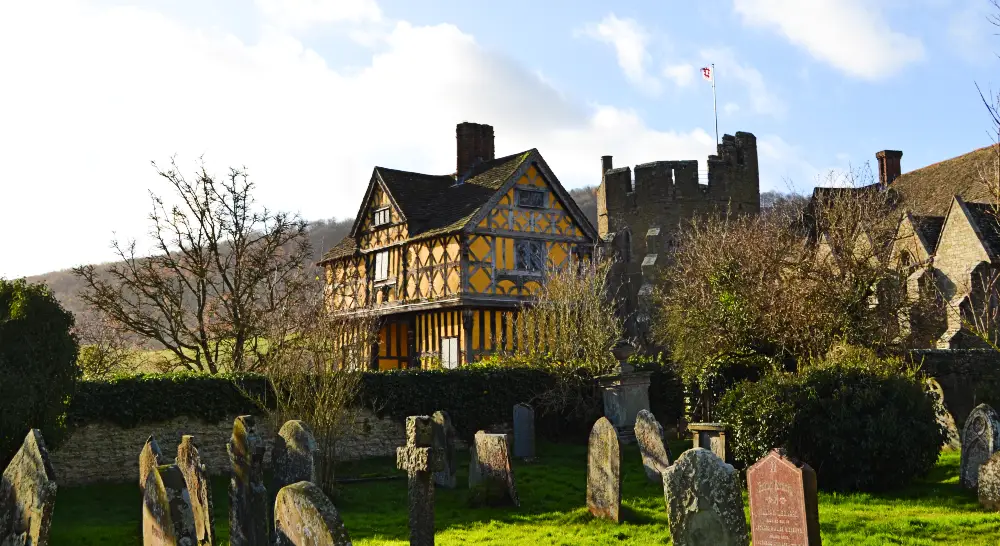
xmin=602 ymin=155 xmax=613 ymax=179
xmin=876 ymin=150 xmax=903 ymax=185
xmin=456 ymin=122 xmax=495 ymax=179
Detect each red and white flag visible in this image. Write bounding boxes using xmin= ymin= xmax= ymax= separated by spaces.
xmin=701 ymin=66 xmax=713 ymax=81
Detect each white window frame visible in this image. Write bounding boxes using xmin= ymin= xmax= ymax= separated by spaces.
xmin=441 ymin=336 xmax=460 ymax=369
xmin=374 ymin=207 xmax=391 ymax=227
xmin=374 ymin=251 xmax=389 ymax=282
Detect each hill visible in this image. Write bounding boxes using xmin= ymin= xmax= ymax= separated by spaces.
xmin=23 ymin=186 xmax=601 ymax=329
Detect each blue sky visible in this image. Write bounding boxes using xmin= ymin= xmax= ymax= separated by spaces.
xmin=1 ymin=0 xmax=998 ymax=278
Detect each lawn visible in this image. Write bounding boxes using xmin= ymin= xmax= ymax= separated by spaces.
xmin=49 ymin=441 xmax=1000 ymax=545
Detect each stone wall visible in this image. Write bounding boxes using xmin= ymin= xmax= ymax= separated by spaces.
xmin=911 ymin=349 xmax=1000 ymax=428
xmin=49 ymin=409 xmax=407 ymax=487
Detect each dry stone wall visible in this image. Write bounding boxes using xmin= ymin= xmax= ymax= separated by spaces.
xmin=50 ymin=409 xmax=407 ymax=486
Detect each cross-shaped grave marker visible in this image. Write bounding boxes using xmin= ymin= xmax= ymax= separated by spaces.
xmin=396 ymin=415 xmax=444 ymax=546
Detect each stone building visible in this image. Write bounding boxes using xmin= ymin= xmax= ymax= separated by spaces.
xmin=815 ymin=144 xmax=1000 ymax=349
xmin=319 ymin=122 xmax=597 ymax=369
xmin=596 ymin=132 xmax=761 ymax=342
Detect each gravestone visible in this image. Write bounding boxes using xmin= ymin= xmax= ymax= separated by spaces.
xmin=513 ymin=404 xmax=535 ymax=459
xmin=587 ymin=417 xmax=622 ymax=522
xmin=228 ymin=415 xmax=269 ymax=545
xmin=176 ymin=435 xmax=214 ymax=546
xmin=273 ymin=420 xmax=320 ymax=495
xmin=979 ymin=452 xmax=1000 ymax=512
xmin=634 ymin=409 xmax=671 ymax=482
xmin=396 ymin=415 xmax=443 ymax=546
xmin=430 ymin=411 xmax=456 ymax=489
xmin=468 ymin=431 xmax=519 ymax=507
xmin=0 ymin=429 xmax=58 ymax=546
xmin=139 ymin=436 xmax=163 ymax=489
xmin=274 ymin=481 xmax=353 ymax=546
xmin=747 ymin=449 xmax=821 ymax=546
xmin=960 ymin=403 xmax=1000 ymax=490
xmin=663 ymin=448 xmax=749 ymax=546
xmin=142 ymin=461 xmax=197 ymax=546
xmin=925 ymin=378 xmax=961 ymax=451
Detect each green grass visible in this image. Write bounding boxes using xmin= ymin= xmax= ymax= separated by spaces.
xmin=49 ymin=442 xmax=1000 ymax=545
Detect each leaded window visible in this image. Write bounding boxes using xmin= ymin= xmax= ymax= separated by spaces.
xmin=516 ymin=189 xmax=546 ymax=208
xmin=515 ymin=240 xmax=544 ymax=272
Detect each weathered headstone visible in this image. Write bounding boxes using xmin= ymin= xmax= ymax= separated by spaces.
xmin=142 ymin=461 xmax=197 ymax=546
xmin=176 ymin=435 xmax=214 ymax=546
xmin=274 ymin=481 xmax=353 ymax=546
xmin=925 ymin=378 xmax=961 ymax=451
xmin=747 ymin=449 xmax=821 ymax=546
xmin=663 ymin=448 xmax=749 ymax=546
xmin=139 ymin=435 xmax=163 ymax=489
xmin=513 ymin=403 xmax=535 ymax=459
xmin=228 ymin=415 xmax=269 ymax=546
xmin=468 ymin=431 xmax=519 ymax=507
xmin=273 ymin=420 xmax=320 ymax=495
xmin=978 ymin=452 xmax=1000 ymax=512
xmin=396 ymin=415 xmax=443 ymax=546
xmin=586 ymin=417 xmax=621 ymax=522
xmin=0 ymin=429 xmax=58 ymax=546
xmin=634 ymin=409 xmax=671 ymax=482
xmin=960 ymin=403 xmax=1000 ymax=490
xmin=430 ymin=411 xmax=456 ymax=489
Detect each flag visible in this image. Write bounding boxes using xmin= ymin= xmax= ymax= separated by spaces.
xmin=701 ymin=66 xmax=712 ymax=81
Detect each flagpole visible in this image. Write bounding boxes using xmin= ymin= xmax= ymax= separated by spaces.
xmin=712 ymin=63 xmax=718 ymax=146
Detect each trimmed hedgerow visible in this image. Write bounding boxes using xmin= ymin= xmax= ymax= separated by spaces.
xmin=66 ymin=365 xmax=602 ymax=442
xmin=715 ymin=359 xmax=945 ymax=492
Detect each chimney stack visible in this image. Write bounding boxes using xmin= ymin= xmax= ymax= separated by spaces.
xmin=876 ymin=150 xmax=903 ymax=185
xmin=456 ymin=122 xmax=495 ymax=179
xmin=602 ymin=155 xmax=613 ymax=179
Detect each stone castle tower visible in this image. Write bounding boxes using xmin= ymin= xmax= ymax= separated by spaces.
xmin=596 ymin=131 xmax=760 ymax=344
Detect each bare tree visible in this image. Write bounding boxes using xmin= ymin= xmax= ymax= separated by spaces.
xmin=74 ymin=313 xmax=139 ymax=379
xmin=251 ymin=286 xmax=378 ymax=493
xmin=73 ymin=157 xmax=311 ymax=373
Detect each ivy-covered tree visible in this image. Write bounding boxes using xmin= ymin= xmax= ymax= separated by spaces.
xmin=0 ymin=278 xmax=80 ymax=467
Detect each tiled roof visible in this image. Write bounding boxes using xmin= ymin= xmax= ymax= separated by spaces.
xmin=911 ymin=215 xmax=945 ymax=251
xmin=890 ymin=144 xmax=997 ymax=216
xmin=320 ymin=236 xmax=358 ymax=262
xmin=319 ymin=150 xmax=534 ymax=264
xmin=962 ymin=201 xmax=1000 ymax=260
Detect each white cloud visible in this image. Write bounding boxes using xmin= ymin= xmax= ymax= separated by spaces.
xmin=0 ymin=0 xmax=725 ymax=278
xmin=579 ymin=14 xmax=661 ymax=94
xmin=723 ymin=102 xmax=740 ymax=115
xmin=733 ymin=0 xmax=924 ymax=80
xmin=757 ymin=135 xmax=854 ymax=193
xmin=662 ymin=63 xmax=695 ymax=87
xmin=256 ymin=0 xmax=382 ymax=29
xmin=700 ymin=48 xmax=786 ymax=118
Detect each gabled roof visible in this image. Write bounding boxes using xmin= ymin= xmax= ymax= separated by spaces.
xmin=320 ymin=149 xmax=597 ymax=264
xmin=890 ymin=144 xmax=998 ymax=216
xmin=962 ymin=201 xmax=1000 ymax=260
xmin=910 ymin=214 xmax=945 ymax=254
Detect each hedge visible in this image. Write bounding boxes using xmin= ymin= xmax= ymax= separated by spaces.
xmin=66 ymin=362 xmax=686 ymax=444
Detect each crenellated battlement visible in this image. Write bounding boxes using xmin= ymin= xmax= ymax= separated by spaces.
xmin=597 ymin=131 xmax=760 ymax=342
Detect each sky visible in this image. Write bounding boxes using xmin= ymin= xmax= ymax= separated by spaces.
xmin=1 ymin=0 xmax=999 ymax=278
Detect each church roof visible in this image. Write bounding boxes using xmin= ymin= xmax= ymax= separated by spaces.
xmin=890 ymin=144 xmax=997 ymax=216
